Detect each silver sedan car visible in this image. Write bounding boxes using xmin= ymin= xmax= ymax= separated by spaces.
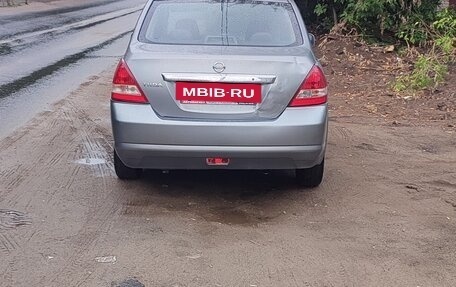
xmin=111 ymin=0 xmax=328 ymax=187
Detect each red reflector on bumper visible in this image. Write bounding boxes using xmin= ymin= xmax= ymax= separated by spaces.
xmin=206 ymin=158 xmax=230 ymax=166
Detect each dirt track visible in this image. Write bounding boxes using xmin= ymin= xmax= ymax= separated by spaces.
xmin=1 ymin=68 xmax=456 ymax=286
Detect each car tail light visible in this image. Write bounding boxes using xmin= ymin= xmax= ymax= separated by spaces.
xmin=289 ymin=65 xmax=328 ymax=107
xmin=111 ymin=59 xmax=148 ymax=103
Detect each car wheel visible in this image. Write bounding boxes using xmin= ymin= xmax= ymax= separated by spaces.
xmin=114 ymin=150 xmax=142 ymax=180
xmin=296 ymin=159 xmax=324 ymax=188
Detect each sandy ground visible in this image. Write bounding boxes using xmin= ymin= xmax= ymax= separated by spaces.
xmin=317 ymin=35 xmax=456 ymax=127
xmin=0 ymin=66 xmax=455 ymax=286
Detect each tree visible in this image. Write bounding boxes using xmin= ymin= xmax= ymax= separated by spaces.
xmin=295 ymin=0 xmax=442 ymax=41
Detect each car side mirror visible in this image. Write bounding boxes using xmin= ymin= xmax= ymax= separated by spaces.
xmin=308 ymin=33 xmax=316 ymax=46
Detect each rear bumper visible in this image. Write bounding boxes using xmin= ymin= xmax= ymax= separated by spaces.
xmin=111 ymin=102 xmax=328 ymax=169
xmin=116 ymin=143 xmax=324 ymax=169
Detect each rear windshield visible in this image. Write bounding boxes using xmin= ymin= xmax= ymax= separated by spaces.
xmin=139 ymin=0 xmax=303 ymax=47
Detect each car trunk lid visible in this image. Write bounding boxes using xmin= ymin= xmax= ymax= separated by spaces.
xmin=126 ymin=45 xmax=315 ymax=121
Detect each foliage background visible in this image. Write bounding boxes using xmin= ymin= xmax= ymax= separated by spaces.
xmin=295 ymin=0 xmax=443 ymax=42
xmin=295 ymin=0 xmax=455 ymax=93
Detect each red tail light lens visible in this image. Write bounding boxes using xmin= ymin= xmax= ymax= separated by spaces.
xmin=289 ymin=65 xmax=328 ymax=107
xmin=111 ymin=59 xmax=148 ymax=104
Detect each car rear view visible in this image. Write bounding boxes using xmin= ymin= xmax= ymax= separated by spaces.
xmin=111 ymin=0 xmax=328 ymax=187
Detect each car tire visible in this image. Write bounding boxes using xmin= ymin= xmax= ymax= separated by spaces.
xmin=114 ymin=150 xmax=142 ymax=180
xmin=296 ymin=159 xmax=324 ymax=188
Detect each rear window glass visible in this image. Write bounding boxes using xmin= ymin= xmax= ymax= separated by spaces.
xmin=139 ymin=0 xmax=303 ymax=47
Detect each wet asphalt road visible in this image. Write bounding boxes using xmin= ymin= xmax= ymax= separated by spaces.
xmin=0 ymin=0 xmax=146 ymax=138
xmin=0 ymin=0 xmax=141 ymax=39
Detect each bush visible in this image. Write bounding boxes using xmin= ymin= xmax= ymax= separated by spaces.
xmin=394 ymin=55 xmax=448 ymax=92
xmin=394 ymin=8 xmax=456 ymax=93
xmin=296 ymin=0 xmax=441 ymax=41
xmin=296 ymin=1 xmax=454 ymax=93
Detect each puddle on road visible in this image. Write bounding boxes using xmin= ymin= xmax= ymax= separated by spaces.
xmin=204 ymin=207 xmax=274 ymax=226
xmin=121 ymin=170 xmax=295 ymax=226
xmin=0 ymin=209 xmax=32 ymax=230
xmin=354 ymin=142 xmax=378 ymax=151
xmin=111 ymin=279 xmax=145 ymax=287
xmin=0 ymin=43 xmax=12 ymax=56
xmin=123 ymin=200 xmax=273 ymax=226
xmin=123 ymin=193 xmax=278 ymax=226
xmin=75 ymin=158 xmax=106 ymax=166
